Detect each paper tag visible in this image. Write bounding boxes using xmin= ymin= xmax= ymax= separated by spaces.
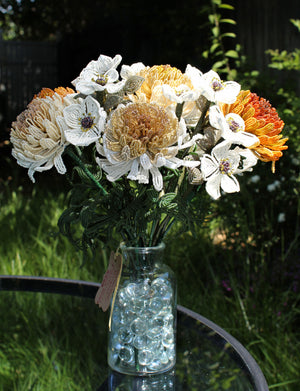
xmin=95 ymin=251 xmax=122 ymax=312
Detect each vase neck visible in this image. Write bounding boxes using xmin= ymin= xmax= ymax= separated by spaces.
xmin=121 ymin=243 xmax=165 ymax=271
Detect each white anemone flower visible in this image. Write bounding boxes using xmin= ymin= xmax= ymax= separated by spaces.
xmin=162 ymin=83 xmax=199 ymax=104
xmin=209 ymin=105 xmax=259 ymax=148
xmin=63 ymin=96 xmax=107 ymax=146
xmin=200 ymin=141 xmax=258 ymax=199
xmin=96 ymin=102 xmax=199 ymax=191
xmin=72 ymin=54 xmax=125 ymax=95
xmin=189 ymin=68 xmax=240 ymax=104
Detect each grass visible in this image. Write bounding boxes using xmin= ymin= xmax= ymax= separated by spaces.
xmin=0 ymin=179 xmax=299 ymax=390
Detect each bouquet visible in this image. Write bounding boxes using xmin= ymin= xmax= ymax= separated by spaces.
xmin=10 ymin=54 xmax=288 ymax=254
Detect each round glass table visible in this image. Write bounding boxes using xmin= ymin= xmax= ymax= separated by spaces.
xmin=0 ymin=276 xmax=268 ymax=391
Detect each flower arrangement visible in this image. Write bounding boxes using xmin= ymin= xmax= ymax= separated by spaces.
xmin=10 ymin=54 xmax=288 ymax=252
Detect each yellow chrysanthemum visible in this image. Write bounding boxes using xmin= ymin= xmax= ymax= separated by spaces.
xmin=11 ymin=87 xmax=75 ymax=181
xmin=220 ymin=90 xmax=288 ymax=172
xmin=137 ymin=65 xmax=193 ymax=102
xmin=126 ymin=64 xmax=200 ymax=125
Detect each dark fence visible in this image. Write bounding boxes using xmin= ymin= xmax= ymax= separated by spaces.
xmin=1 ymin=0 xmax=300 ymax=134
xmin=235 ymin=0 xmax=300 ymax=70
xmin=0 ymin=38 xmax=57 ymax=135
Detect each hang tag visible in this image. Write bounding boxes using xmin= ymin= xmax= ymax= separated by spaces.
xmin=95 ymin=251 xmax=122 ymax=312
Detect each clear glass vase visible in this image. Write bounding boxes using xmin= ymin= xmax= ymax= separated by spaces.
xmin=108 ymin=242 xmax=177 ymax=375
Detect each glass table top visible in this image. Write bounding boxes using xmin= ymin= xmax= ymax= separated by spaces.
xmin=0 ymin=276 xmax=268 ymax=391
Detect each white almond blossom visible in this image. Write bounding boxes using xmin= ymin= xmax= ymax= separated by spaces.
xmin=72 ymin=54 xmax=125 ymax=95
xmin=200 ymin=141 xmax=258 ymax=199
xmin=209 ymin=105 xmax=259 ymax=148
xmin=62 ymin=96 xmax=107 ymax=146
xmin=189 ymin=68 xmax=240 ymax=104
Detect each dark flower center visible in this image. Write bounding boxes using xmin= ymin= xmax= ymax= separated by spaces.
xmin=219 ymin=159 xmax=231 ymax=174
xmin=229 ymin=120 xmax=240 ymax=132
xmin=96 ymin=75 xmax=108 ymax=86
xmin=212 ymin=80 xmax=223 ymax=91
xmin=81 ymin=116 xmax=94 ymax=130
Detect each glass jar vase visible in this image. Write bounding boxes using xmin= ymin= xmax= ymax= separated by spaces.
xmin=108 ymin=242 xmax=177 ymax=375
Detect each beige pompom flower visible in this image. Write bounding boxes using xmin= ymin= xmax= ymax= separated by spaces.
xmin=96 ymin=102 xmax=199 ymax=191
xmin=10 ymin=87 xmax=75 ymax=182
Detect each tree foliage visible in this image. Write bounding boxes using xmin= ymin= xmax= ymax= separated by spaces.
xmin=0 ymin=0 xmax=104 ymax=40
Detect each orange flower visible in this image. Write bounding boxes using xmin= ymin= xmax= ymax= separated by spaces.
xmin=33 ymin=86 xmax=74 ymax=100
xmin=220 ymin=90 xmax=288 ymax=172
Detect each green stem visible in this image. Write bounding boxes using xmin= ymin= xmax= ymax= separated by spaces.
xmin=175 ymin=102 xmax=184 ymax=120
xmin=153 ymin=215 xmax=172 ymax=246
xmin=65 ymin=147 xmax=108 ymax=196
xmin=192 ymin=99 xmax=210 ymax=136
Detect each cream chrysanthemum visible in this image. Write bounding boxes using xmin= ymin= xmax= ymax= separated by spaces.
xmin=96 ymin=102 xmax=199 ymax=191
xmin=10 ymin=87 xmax=75 ymax=181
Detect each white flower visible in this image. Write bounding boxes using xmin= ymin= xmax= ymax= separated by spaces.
xmin=267 ymin=180 xmax=281 ymax=192
xmin=162 ymin=83 xmax=199 ymax=104
xmin=62 ymin=96 xmax=107 ymax=146
xmin=209 ymin=105 xmax=259 ymax=148
xmin=120 ymin=62 xmax=146 ymax=79
xmin=278 ymin=213 xmax=286 ymax=223
xmin=200 ymin=141 xmax=258 ymax=199
xmin=190 ymin=69 xmax=240 ymax=104
xmin=96 ymin=102 xmax=199 ymax=191
xmin=72 ymin=54 xmax=125 ymax=95
xmin=250 ymin=175 xmax=260 ymax=184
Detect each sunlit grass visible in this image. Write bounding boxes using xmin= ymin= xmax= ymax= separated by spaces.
xmin=0 ymin=182 xmax=299 ymax=390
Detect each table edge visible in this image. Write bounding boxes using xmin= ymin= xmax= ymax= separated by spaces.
xmin=0 ymin=275 xmax=269 ymax=391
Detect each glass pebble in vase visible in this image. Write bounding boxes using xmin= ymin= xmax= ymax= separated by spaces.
xmin=108 ymin=242 xmax=177 ymax=376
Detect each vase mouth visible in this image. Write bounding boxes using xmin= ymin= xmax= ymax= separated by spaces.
xmin=120 ymin=242 xmax=165 ymax=253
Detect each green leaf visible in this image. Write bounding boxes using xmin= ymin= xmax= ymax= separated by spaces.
xmin=208 ymin=14 xmax=216 ymax=24
xmin=220 ymin=32 xmax=236 ymax=38
xmin=220 ymin=18 xmax=236 ymax=25
xmin=225 ymin=50 xmax=239 ymax=58
xmin=290 ymin=18 xmax=300 ymax=32
xmin=218 ymin=4 xmax=234 ymax=9
xmin=212 ymin=60 xmax=226 ymax=69
xmin=210 ymin=43 xmax=220 ymax=53
xmin=212 ymin=26 xmax=220 ymax=37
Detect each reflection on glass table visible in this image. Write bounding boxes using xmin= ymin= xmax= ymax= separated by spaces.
xmin=0 ymin=276 xmax=268 ymax=390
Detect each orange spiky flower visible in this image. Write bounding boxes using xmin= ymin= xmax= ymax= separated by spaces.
xmin=32 ymin=86 xmax=74 ymax=101
xmin=220 ymin=90 xmax=288 ymax=172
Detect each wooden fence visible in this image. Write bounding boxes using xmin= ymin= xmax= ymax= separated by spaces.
xmin=0 ymin=0 xmax=299 ymax=133
xmin=235 ymin=0 xmax=300 ymax=71
xmin=0 ymin=38 xmax=57 ymax=133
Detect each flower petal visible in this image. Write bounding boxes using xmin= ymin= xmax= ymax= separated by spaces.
xmin=150 ymin=166 xmax=163 ymax=191
xmin=201 ymin=154 xmax=218 ymax=179
xmin=211 ymin=140 xmax=231 ymax=162
xmin=206 ymin=175 xmax=222 ymax=199
xmin=220 ymin=174 xmax=240 ymax=194
xmin=140 ymin=153 xmax=152 ymax=170
xmin=127 ymin=159 xmax=139 ymax=180
xmin=216 ymin=81 xmax=240 ymax=104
